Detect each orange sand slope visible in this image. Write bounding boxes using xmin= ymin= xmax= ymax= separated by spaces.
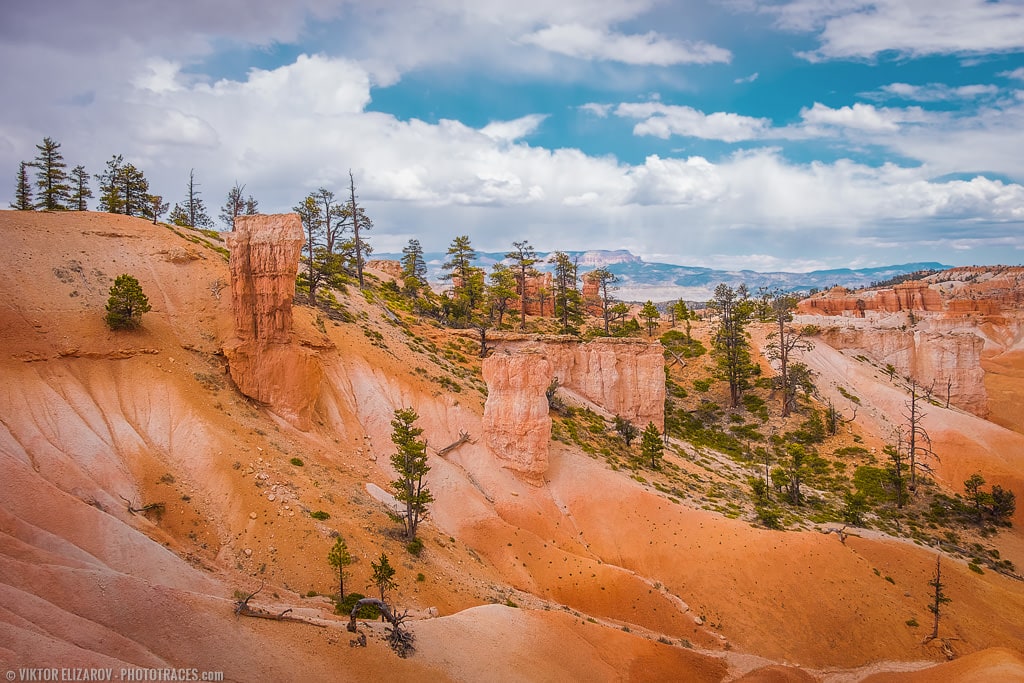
xmin=2 ymin=211 xmax=1022 ymax=681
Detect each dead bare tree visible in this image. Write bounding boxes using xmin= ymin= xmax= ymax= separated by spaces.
xmin=436 ymin=431 xmax=475 ymax=457
xmin=764 ymin=291 xmax=813 ymax=417
xmin=233 ymin=582 xmax=326 ymax=627
xmin=347 ymin=598 xmax=415 ymax=657
xmin=925 ymin=554 xmax=951 ymax=642
xmin=824 ymin=397 xmax=858 ymax=436
xmin=119 ymin=494 xmax=165 ymax=519
xmin=904 ymin=380 xmax=938 ymax=492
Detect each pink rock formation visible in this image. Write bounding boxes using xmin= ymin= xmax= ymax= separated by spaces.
xmin=226 ymin=214 xmax=305 ymax=342
xmin=482 ymin=337 xmax=665 ymax=481
xmin=481 ymin=351 xmax=553 ymax=484
xmin=367 ymin=259 xmax=403 ymax=280
xmin=795 ymin=268 xmax=1024 ymax=418
xmin=224 ymin=214 xmax=322 ymax=429
xmin=520 ymin=271 xmax=553 ymax=316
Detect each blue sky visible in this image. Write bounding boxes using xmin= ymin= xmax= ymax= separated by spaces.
xmin=1 ymin=0 xmax=1023 ymax=271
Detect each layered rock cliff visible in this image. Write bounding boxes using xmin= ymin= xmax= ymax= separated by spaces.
xmin=796 ymin=267 xmax=1024 ymax=419
xmin=482 ymin=337 xmax=664 ymax=481
xmin=224 ymin=214 xmax=323 ymax=429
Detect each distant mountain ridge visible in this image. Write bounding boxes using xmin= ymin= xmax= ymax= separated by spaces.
xmin=374 ymin=249 xmax=949 ymax=302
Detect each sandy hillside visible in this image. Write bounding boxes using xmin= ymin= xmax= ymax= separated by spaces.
xmin=2 ymin=211 xmax=1023 ymax=681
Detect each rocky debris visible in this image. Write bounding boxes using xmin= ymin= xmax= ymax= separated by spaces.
xmin=224 ymin=214 xmax=323 ymax=429
xmin=482 ymin=337 xmax=665 ymax=482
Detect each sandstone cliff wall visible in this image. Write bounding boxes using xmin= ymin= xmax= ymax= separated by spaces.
xmin=482 ymin=337 xmax=664 ymax=481
xmin=818 ymin=326 xmax=988 ymax=416
xmin=794 ymin=268 xmax=1024 ymax=419
xmin=224 ymin=214 xmax=323 ymax=429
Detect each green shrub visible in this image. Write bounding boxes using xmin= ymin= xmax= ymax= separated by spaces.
xmin=905 ymin=618 xmax=918 ymax=627
xmin=104 ymin=274 xmax=152 ymax=330
xmin=309 ymin=510 xmax=330 ymax=520
xmin=756 ymin=504 xmax=783 ymax=529
xmin=406 ymin=537 xmax=424 ymax=556
xmin=335 ymin=592 xmax=378 ymax=618
xmin=289 ymin=457 xmax=304 ymax=467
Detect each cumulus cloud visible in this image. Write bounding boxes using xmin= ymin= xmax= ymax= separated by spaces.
xmin=1002 ymin=67 xmax=1024 ymax=81
xmin=480 ymin=114 xmax=549 ymax=142
xmin=799 ymin=102 xmax=931 ymax=133
xmin=519 ymin=23 xmax=731 ymax=66
xmin=762 ymin=0 xmax=1024 ymax=60
xmin=614 ymin=103 xmax=769 ymax=142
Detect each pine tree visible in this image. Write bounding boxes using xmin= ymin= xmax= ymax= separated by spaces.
xmin=11 ymin=161 xmax=34 ymax=210
xmin=146 ymin=194 xmax=169 ymax=224
xmin=614 ymin=415 xmax=638 ymax=447
xmin=168 ymin=203 xmax=191 ymax=226
xmin=442 ymin=235 xmax=477 ymax=293
xmin=640 ymin=422 xmax=663 ymax=469
xmin=552 ymin=251 xmax=583 ymax=335
xmin=33 ymin=137 xmax=70 ymax=210
xmin=219 ymin=182 xmax=247 ymax=229
xmin=486 ymin=263 xmax=518 ymax=327
xmin=708 ymin=283 xmax=756 ymax=408
xmin=400 ymin=238 xmax=427 ymax=295
xmin=442 ymin=235 xmax=483 ymax=323
xmin=505 ymin=240 xmax=538 ymax=330
xmin=371 ymin=552 xmax=397 ymax=605
xmin=390 ymin=408 xmax=433 ymax=541
xmin=293 ymin=193 xmax=324 ymax=305
xmin=120 ymin=163 xmax=149 ymax=217
xmin=342 ymin=171 xmax=373 ymax=287
xmin=69 ymin=165 xmax=92 ymax=210
xmin=96 ymin=155 xmax=125 ymax=213
xmin=926 ymin=554 xmax=951 ymax=641
xmin=640 ymin=300 xmax=660 ymax=336
xmin=590 ymin=267 xmax=619 ymax=334
xmin=765 ymin=291 xmax=813 ymax=417
xmin=105 ymin=274 xmax=152 ymax=330
xmin=327 ymin=536 xmax=352 ymax=600
xmin=312 ymin=187 xmax=344 ymax=256
xmin=182 ymin=169 xmax=213 ymax=229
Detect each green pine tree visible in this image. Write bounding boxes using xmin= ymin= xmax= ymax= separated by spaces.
xmin=640 ymin=300 xmax=660 ymax=336
xmin=104 ymin=274 xmax=152 ymax=330
xmin=96 ymin=155 xmax=125 ymax=213
xmin=327 ymin=536 xmax=353 ymax=599
xmin=11 ymin=161 xmax=34 ymax=210
xmin=640 ymin=422 xmax=663 ymax=469
xmin=552 ymin=251 xmax=583 ymax=335
xmin=33 ymin=137 xmax=70 ymax=210
xmin=506 ymin=240 xmax=539 ymax=330
xmin=371 ymin=552 xmax=397 ymax=604
xmin=390 ymin=408 xmax=433 ymax=541
xmin=400 ymin=238 xmax=428 ymax=296
xmin=69 ymin=165 xmax=92 ymax=211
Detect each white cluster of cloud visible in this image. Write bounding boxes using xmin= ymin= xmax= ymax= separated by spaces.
xmin=874 ymin=82 xmax=1000 ymax=102
xmin=520 ymin=24 xmax=730 ymax=66
xmin=0 ymin=0 xmax=1022 ymax=271
xmin=612 ymin=102 xmax=769 ymax=142
xmin=762 ymin=0 xmax=1024 ymax=60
